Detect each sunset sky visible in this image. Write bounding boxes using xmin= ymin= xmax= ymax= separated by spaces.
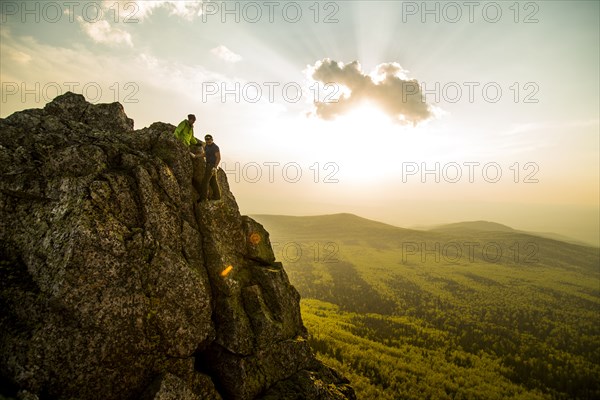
xmin=1 ymin=0 xmax=599 ymax=244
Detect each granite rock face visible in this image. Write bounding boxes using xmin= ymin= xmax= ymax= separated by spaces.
xmin=0 ymin=93 xmax=355 ymax=400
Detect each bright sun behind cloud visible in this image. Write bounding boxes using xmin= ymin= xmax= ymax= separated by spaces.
xmin=345 ymin=101 xmax=394 ymax=132
xmin=303 ymin=101 xmax=421 ymax=182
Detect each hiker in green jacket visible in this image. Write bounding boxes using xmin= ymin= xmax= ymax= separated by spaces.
xmin=174 ymin=114 xmax=205 ymax=197
xmin=174 ymin=114 xmax=198 ymax=147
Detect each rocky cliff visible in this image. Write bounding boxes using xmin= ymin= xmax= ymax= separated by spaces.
xmin=0 ymin=93 xmax=356 ymax=400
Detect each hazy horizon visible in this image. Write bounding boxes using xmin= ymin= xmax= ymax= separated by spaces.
xmin=1 ymin=1 xmax=598 ymax=246
xmin=247 ymin=202 xmax=599 ymax=247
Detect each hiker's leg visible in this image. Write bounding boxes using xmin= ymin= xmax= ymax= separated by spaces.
xmin=192 ymin=157 xmax=203 ymax=195
xmin=209 ymin=174 xmax=221 ymax=200
xmin=199 ymin=168 xmax=212 ymax=201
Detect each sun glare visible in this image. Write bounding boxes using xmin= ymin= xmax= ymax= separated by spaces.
xmin=338 ymin=102 xmax=396 ymax=135
xmin=314 ymin=102 xmax=408 ymax=181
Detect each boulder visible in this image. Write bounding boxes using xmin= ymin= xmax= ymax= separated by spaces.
xmin=0 ymin=92 xmax=355 ymax=400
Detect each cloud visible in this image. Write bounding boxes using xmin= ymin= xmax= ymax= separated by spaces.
xmin=135 ymin=52 xmax=230 ymax=95
xmin=210 ymin=45 xmax=242 ymax=63
xmin=110 ymin=1 xmax=203 ymax=21
xmin=502 ymin=119 xmax=600 ymax=136
xmin=307 ymin=59 xmax=434 ymax=125
xmin=6 ymin=48 xmax=32 ymax=64
xmin=0 ymin=27 xmax=229 ymax=122
xmin=75 ymin=1 xmax=204 ymax=46
xmin=77 ymin=17 xmax=133 ymax=47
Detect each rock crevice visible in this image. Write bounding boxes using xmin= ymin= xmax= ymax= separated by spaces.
xmin=0 ymin=93 xmax=355 ymax=400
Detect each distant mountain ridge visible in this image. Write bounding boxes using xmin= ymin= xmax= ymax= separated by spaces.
xmin=251 ymin=213 xmax=406 ymax=237
xmin=253 ymin=213 xmax=597 ymax=248
xmin=429 ymin=220 xmax=515 ymax=232
xmin=428 ymin=220 xmax=594 ymax=247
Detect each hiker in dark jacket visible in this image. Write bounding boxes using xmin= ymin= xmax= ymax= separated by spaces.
xmin=199 ymin=134 xmax=221 ymax=202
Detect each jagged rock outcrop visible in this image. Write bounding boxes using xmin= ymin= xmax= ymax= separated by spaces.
xmin=0 ymin=93 xmax=355 ymax=400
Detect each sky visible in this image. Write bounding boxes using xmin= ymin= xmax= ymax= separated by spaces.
xmin=1 ymin=0 xmax=599 ymax=245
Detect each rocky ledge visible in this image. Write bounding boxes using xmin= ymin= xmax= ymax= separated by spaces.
xmin=0 ymin=93 xmax=356 ymax=400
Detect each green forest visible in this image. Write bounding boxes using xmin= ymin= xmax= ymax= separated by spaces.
xmin=253 ymin=214 xmax=600 ymax=400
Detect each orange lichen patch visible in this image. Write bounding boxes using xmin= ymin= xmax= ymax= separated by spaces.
xmin=249 ymin=232 xmax=261 ymax=245
xmin=221 ymin=265 xmax=234 ymax=277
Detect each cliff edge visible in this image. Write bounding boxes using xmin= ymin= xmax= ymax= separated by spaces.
xmin=0 ymin=93 xmax=356 ymax=400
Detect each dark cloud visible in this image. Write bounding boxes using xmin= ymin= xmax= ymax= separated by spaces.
xmin=308 ymin=59 xmax=433 ymax=125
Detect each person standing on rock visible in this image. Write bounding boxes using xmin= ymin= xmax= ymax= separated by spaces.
xmin=174 ymin=113 xmax=205 ymax=196
xmin=174 ymin=114 xmax=198 ymax=147
xmin=199 ymin=134 xmax=221 ymax=202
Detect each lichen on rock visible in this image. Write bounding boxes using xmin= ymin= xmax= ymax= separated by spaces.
xmin=0 ymin=92 xmax=355 ymax=400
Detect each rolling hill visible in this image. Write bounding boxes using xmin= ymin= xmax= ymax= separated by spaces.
xmin=427 ymin=221 xmax=593 ymax=247
xmin=428 ymin=220 xmax=517 ymax=233
xmin=252 ymin=213 xmax=600 ymax=400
